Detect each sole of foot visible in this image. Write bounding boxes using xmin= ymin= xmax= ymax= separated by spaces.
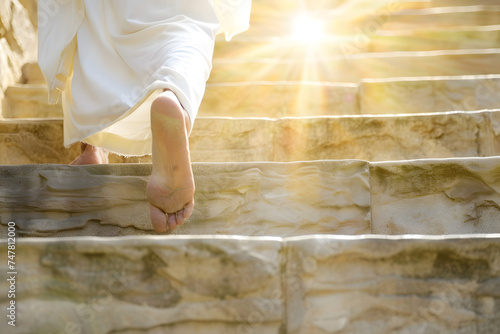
xmin=146 ymin=90 xmax=195 ymax=233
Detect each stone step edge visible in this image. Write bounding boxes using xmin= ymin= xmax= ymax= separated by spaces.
xmin=3 ymin=232 xmax=498 ymax=333
xmin=10 ymin=73 xmax=500 ymax=90
xmin=3 ymin=233 xmax=500 ymax=243
xmin=212 ymin=47 xmax=500 ymax=63
xmin=2 ymin=108 xmax=498 ymax=123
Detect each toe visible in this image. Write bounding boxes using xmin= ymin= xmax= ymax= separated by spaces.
xmin=150 ymin=204 xmax=168 ymax=233
xmin=167 ymin=214 xmax=178 ymax=230
xmin=175 ymin=210 xmax=185 ymax=226
xmin=183 ymin=200 xmax=195 ymax=220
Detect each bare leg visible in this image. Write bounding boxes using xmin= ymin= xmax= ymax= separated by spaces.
xmin=146 ymin=90 xmax=195 ymax=232
xmin=70 ymin=142 xmax=109 ymax=165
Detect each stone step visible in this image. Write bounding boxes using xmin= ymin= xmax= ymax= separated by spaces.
xmin=383 ymin=6 xmax=500 ymax=30
xmin=0 ymin=118 xmax=152 ymax=165
xmin=236 ymin=4 xmax=500 ymax=38
xmin=7 ymin=75 xmax=500 ymax=118
xmin=2 ymin=84 xmax=61 ymax=119
xmin=2 ymin=110 xmax=500 ymax=165
xmin=0 ymin=235 xmax=498 ymax=333
xmin=433 ymin=0 xmax=500 ymax=6
xmin=214 ymin=26 xmax=500 ymax=58
xmin=1 ymin=157 xmax=499 ymax=237
xmin=247 ymin=0 xmax=430 ymax=20
xmin=205 ymin=75 xmax=500 ymax=116
xmin=208 ymin=49 xmax=500 ymax=82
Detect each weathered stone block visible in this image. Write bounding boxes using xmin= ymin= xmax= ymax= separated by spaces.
xmin=201 ymin=82 xmax=359 ymax=117
xmin=371 ymin=157 xmax=500 ymax=234
xmin=285 ymin=235 xmax=500 ymax=334
xmin=0 ymin=119 xmax=151 ymax=164
xmin=3 ymin=84 xmax=62 ymax=118
xmin=273 ymin=111 xmax=485 ymax=162
xmin=1 ymin=111 xmax=497 ymax=164
xmin=0 ymin=236 xmax=284 ymax=333
xmin=360 ymin=76 xmax=500 ymax=115
xmin=190 ymin=117 xmax=276 ymax=162
xmin=0 ymin=161 xmax=370 ymax=237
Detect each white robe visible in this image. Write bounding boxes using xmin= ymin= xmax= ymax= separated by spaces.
xmin=38 ymin=0 xmax=251 ymax=156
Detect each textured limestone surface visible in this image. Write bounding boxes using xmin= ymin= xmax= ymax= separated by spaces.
xmin=0 ymin=0 xmax=37 ymax=115
xmin=0 ymin=161 xmax=370 ymax=237
xmin=0 ymin=236 xmax=284 ymax=334
xmin=360 ymin=75 xmax=500 ymax=115
xmin=286 ymin=235 xmax=500 ymax=334
xmin=208 ymin=50 xmax=500 ymax=83
xmin=1 ymin=110 xmax=499 ymax=164
xmin=0 ymin=235 xmax=498 ymax=333
xmin=3 ymin=85 xmax=61 ymax=118
xmin=0 ymin=119 xmax=152 ymax=164
xmin=371 ymin=157 xmax=500 ymax=235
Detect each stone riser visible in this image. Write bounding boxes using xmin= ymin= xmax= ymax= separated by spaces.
xmin=434 ymin=0 xmax=500 ymax=6
xmin=382 ymin=8 xmax=500 ymax=30
xmin=238 ymin=9 xmax=500 ymax=39
xmin=1 ymin=157 xmax=499 ymax=237
xmin=215 ymin=27 xmax=500 ymax=58
xmin=2 ymin=110 xmax=500 ymax=165
xmin=208 ymin=49 xmax=500 ymax=82
xmin=0 ymin=235 xmax=498 ymax=333
xmin=6 ymin=75 xmax=500 ymax=118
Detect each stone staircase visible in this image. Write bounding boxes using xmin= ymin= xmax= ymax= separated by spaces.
xmin=1 ymin=0 xmax=500 ymax=333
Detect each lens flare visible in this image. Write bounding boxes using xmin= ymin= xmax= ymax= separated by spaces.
xmin=291 ymin=15 xmax=325 ymax=43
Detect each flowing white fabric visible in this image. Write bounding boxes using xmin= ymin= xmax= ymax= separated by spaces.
xmin=38 ymin=0 xmax=251 ymax=156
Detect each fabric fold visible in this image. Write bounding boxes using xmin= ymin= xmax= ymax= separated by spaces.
xmin=37 ymin=0 xmax=252 ymax=157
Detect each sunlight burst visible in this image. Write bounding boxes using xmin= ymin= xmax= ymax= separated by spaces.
xmin=291 ymin=15 xmax=325 ymax=43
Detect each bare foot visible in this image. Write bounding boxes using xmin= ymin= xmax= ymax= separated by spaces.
xmin=70 ymin=143 xmax=109 ymax=165
xmin=146 ymin=90 xmax=195 ymax=233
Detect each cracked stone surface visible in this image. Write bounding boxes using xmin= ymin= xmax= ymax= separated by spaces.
xmin=285 ymin=235 xmax=500 ymax=334
xmin=0 ymin=161 xmax=370 ymax=237
xmin=1 ymin=111 xmax=499 ymax=164
xmin=371 ymin=157 xmax=500 ymax=234
xmin=0 ymin=235 xmax=499 ymax=333
xmin=2 ymin=158 xmax=500 ymax=238
xmin=0 ymin=236 xmax=284 ymax=334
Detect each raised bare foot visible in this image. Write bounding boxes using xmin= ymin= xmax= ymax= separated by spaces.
xmin=146 ymin=90 xmax=195 ymax=232
xmin=70 ymin=143 xmax=109 ymax=165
